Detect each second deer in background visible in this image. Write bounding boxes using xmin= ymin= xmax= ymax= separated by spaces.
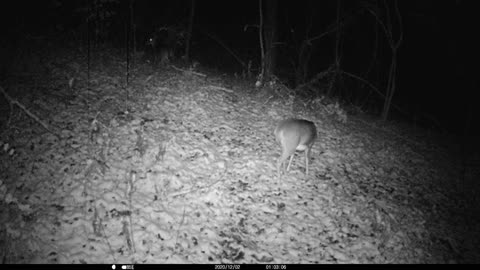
xmin=145 ymin=27 xmax=176 ymax=66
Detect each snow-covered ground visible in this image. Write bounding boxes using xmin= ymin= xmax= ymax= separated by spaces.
xmin=1 ymin=53 xmax=479 ymax=264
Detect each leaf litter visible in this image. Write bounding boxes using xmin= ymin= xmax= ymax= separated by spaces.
xmin=0 ymin=50 xmax=479 ymax=264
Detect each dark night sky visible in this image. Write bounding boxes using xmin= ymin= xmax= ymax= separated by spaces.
xmin=1 ymin=0 xmax=478 ymax=135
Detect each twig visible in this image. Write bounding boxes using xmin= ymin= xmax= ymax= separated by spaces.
xmin=174 ymin=207 xmax=186 ymax=251
xmin=201 ymin=85 xmax=234 ymax=93
xmin=169 ymin=170 xmax=227 ymax=198
xmin=171 ymin=65 xmax=207 ymax=77
xmin=100 ymin=218 xmax=117 ymax=262
xmin=198 ymin=30 xmax=246 ymax=68
xmin=0 ymin=86 xmax=59 ymax=138
xmin=127 ymin=171 xmax=136 ymax=254
xmin=263 ymin=95 xmax=274 ymax=105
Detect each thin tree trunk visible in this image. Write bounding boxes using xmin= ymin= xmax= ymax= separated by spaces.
xmin=328 ymin=0 xmax=343 ymax=97
xmin=130 ymin=0 xmax=136 ymax=54
xmin=257 ymin=0 xmax=265 ymax=86
xmin=184 ymin=0 xmax=195 ymax=62
xmin=264 ymin=0 xmax=278 ymax=82
xmin=380 ymin=0 xmax=403 ymax=122
xmin=257 ymin=0 xmax=277 ymax=87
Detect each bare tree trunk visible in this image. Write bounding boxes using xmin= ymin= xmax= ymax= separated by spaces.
xmin=295 ymin=41 xmax=311 ymax=86
xmin=257 ymin=0 xmax=265 ymax=86
xmin=264 ymin=0 xmax=278 ymax=80
xmin=257 ymin=0 xmax=278 ymax=87
xmin=184 ymin=0 xmax=196 ymax=62
xmin=382 ymin=52 xmax=397 ymax=121
xmin=327 ymin=0 xmax=343 ymax=97
xmin=130 ymin=0 xmax=136 ymax=54
xmin=379 ymin=0 xmax=403 ymax=122
xmin=264 ymin=0 xmax=278 ymax=81
xmin=359 ymin=2 xmax=380 ymax=111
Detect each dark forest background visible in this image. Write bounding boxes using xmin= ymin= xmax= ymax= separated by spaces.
xmin=0 ymin=0 xmax=478 ymax=137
